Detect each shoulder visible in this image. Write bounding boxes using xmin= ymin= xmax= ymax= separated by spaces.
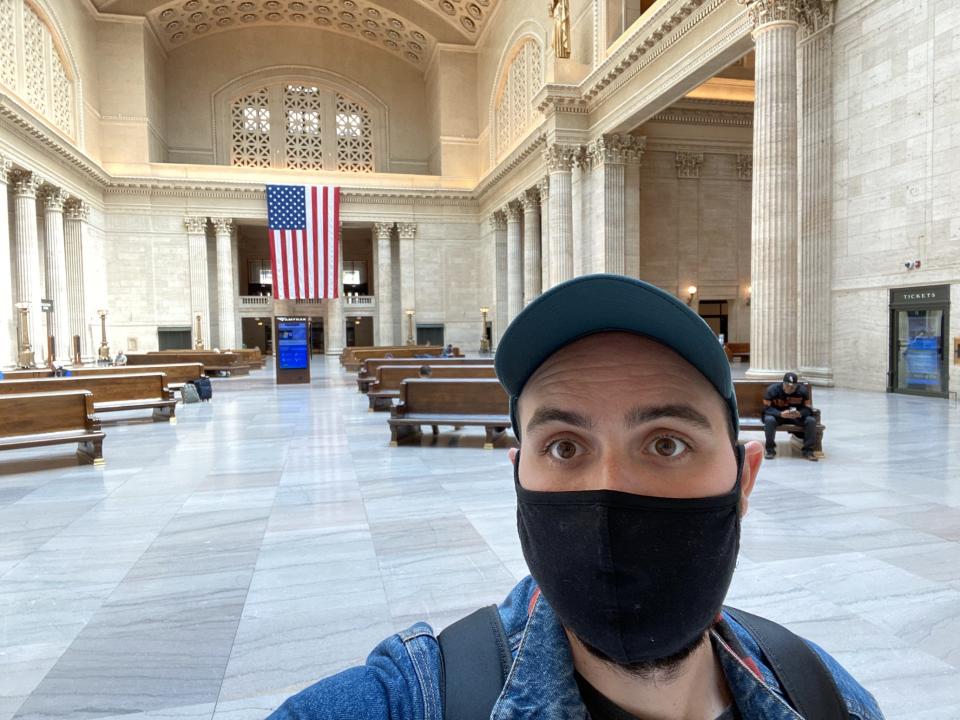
xmin=723 ymin=613 xmax=884 ymax=720
xmin=764 ymin=383 xmax=781 ymax=397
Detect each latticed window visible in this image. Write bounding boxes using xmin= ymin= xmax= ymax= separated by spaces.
xmin=226 ymin=81 xmax=377 ymax=173
xmin=494 ymin=39 xmax=544 ymax=160
xmin=336 ymin=94 xmax=374 ymax=174
xmin=0 ymin=0 xmax=76 ymax=139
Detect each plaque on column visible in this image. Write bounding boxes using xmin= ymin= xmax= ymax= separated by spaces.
xmin=274 ymin=316 xmax=311 ymax=385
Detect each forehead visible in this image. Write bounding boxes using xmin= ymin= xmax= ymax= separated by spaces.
xmin=520 ymin=332 xmax=719 ymax=406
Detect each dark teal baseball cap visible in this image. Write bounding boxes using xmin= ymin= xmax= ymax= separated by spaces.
xmin=494 ymin=274 xmax=738 ymax=439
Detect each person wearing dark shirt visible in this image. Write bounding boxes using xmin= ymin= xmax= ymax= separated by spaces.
xmin=762 ymin=372 xmax=818 ymax=462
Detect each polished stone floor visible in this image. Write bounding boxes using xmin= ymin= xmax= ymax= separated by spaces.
xmin=0 ymin=358 xmax=959 ymax=720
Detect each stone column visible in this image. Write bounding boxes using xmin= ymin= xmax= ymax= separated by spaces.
xmin=586 ymin=134 xmax=646 ymax=275
xmin=743 ymin=0 xmax=800 ymax=379
xmin=373 ymin=222 xmax=395 ymax=346
xmin=325 ymin=220 xmax=345 ymax=355
xmin=544 ymin=144 xmax=577 ymax=284
xmin=397 ymin=222 xmax=417 ymax=344
xmin=505 ymin=201 xmax=523 ymax=322
xmin=572 ymin=149 xmax=589 ymax=276
xmin=184 ymin=216 xmax=211 ymax=349
xmin=211 ymin=217 xmax=237 ymax=350
xmin=521 ymin=188 xmax=542 ymax=305
xmin=11 ymin=170 xmax=44 ymax=363
xmin=797 ymin=2 xmax=835 ymax=385
xmin=41 ymin=187 xmax=71 ymax=360
xmin=538 ymin=177 xmax=550 ymax=291
xmin=490 ymin=212 xmax=508 ymax=345
xmin=64 ymin=199 xmax=89 ymax=359
xmin=0 ymin=156 xmax=13 ymax=366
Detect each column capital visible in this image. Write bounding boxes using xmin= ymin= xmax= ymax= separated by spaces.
xmin=211 ymin=216 xmax=234 ymax=235
xmin=397 ymin=222 xmax=417 ymax=240
xmin=489 ymin=211 xmax=507 ymax=232
xmin=675 ymin=152 xmax=704 ymax=179
xmin=738 ymin=0 xmax=806 ymax=30
xmin=543 ymin=143 xmax=580 ymax=172
xmin=373 ymin=222 xmax=394 ymax=240
xmin=10 ymin=170 xmax=43 ymax=198
xmin=505 ymin=201 xmax=523 ymax=223
xmin=184 ymin=216 xmax=207 ymax=234
xmin=65 ymin=198 xmax=91 ymax=221
xmin=796 ymin=0 xmax=835 ymax=35
xmin=40 ymin=186 xmax=70 ymax=212
xmin=0 ymin=155 xmax=12 ymax=184
xmin=519 ymin=188 xmax=540 ymax=211
xmin=538 ymin=176 xmax=550 ymax=201
xmin=587 ymin=134 xmax=646 ymax=168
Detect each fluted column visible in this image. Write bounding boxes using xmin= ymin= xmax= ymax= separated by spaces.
xmin=397 ymin=222 xmax=417 ymax=345
xmin=544 ymin=144 xmax=576 ymax=283
xmin=12 ymin=171 xmax=44 ymax=364
xmin=41 ymin=187 xmax=71 ymax=360
xmin=211 ymin=217 xmax=237 ymax=350
xmin=538 ymin=177 xmax=550 ymax=291
xmin=743 ymin=0 xmax=800 ymax=379
xmin=184 ymin=216 xmax=211 ymax=349
xmin=521 ymin=189 xmax=542 ymax=305
xmin=586 ymin=135 xmax=646 ymax=275
xmin=64 ymin=199 xmax=89 ymax=359
xmin=0 ymin=157 xmax=13 ymax=365
xmin=490 ymin=212 xmax=508 ymax=344
xmin=374 ymin=222 xmax=395 ymax=346
xmin=797 ymin=3 xmax=835 ymax=385
xmin=325 ymin=219 xmax=345 ymax=355
xmin=506 ymin=201 xmax=523 ymax=321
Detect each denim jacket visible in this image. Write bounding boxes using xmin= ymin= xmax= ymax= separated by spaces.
xmin=268 ymin=576 xmax=884 ymax=720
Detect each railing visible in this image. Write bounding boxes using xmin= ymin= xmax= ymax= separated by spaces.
xmin=238 ymin=295 xmax=376 ymax=311
xmin=345 ymin=295 xmax=375 ymax=308
xmin=240 ymin=296 xmax=272 ymax=309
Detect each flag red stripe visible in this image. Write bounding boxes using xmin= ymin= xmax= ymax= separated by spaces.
xmin=269 ymin=230 xmax=280 ymax=299
xmin=311 ymin=186 xmax=320 ymax=300
xmin=321 ymin=186 xmax=329 ymax=298
xmin=280 ymin=230 xmax=290 ymax=300
xmin=333 ymin=187 xmax=340 ymax=299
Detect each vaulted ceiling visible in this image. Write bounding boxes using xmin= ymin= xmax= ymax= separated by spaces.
xmin=91 ymin=0 xmax=499 ymax=67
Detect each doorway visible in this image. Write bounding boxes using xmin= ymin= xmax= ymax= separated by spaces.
xmin=697 ymin=300 xmax=728 ymax=339
xmin=889 ymin=285 xmax=950 ymax=398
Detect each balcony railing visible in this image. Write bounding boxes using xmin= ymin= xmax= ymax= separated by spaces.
xmin=240 ymin=296 xmax=271 ymax=309
xmin=238 ymin=295 xmax=376 ymax=312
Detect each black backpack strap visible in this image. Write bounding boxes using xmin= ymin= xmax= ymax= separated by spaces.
xmin=438 ymin=605 xmax=512 ymax=720
xmin=725 ymin=607 xmax=847 ymax=720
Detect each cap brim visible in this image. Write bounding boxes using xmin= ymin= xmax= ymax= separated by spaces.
xmin=494 ymin=274 xmax=737 ymax=431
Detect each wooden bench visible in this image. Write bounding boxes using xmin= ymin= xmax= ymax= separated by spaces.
xmin=735 ymin=380 xmax=824 ymax=456
xmin=724 ymin=342 xmax=750 ymax=362
xmin=357 ymin=357 xmax=494 ymax=393
xmin=344 ymin=346 xmax=459 ymax=372
xmin=67 ymin=363 xmax=205 ymax=390
xmin=0 ymin=373 xmax=178 ymax=423
xmin=388 ymin=378 xmax=511 ymax=449
xmin=369 ymin=365 xmax=498 ymax=411
xmin=341 ymin=345 xmax=411 ymax=367
xmin=228 ymin=348 xmax=264 ymax=369
xmin=0 ymin=390 xmax=104 ymax=465
xmin=128 ymin=351 xmax=250 ymax=376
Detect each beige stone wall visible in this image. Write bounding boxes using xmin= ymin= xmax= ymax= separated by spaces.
xmin=637 ymin=149 xmax=752 ymax=342
xmin=832 ymin=0 xmax=960 ymax=392
xmin=143 ymin=24 xmax=168 ymax=163
xmin=163 ymin=26 xmax=432 ymax=173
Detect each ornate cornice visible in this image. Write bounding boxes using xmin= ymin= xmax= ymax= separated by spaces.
xmin=373 ymin=221 xmax=394 ymax=239
xmin=675 ymin=152 xmax=704 ymax=178
xmin=184 ymin=216 xmax=208 ymax=234
xmin=475 ymin=132 xmax=547 ymax=199
xmin=651 ymin=106 xmax=754 ymax=127
xmin=211 ymin=216 xmax=234 ymax=234
xmin=536 ymin=84 xmax=589 ymax=115
xmin=397 ymin=222 xmax=418 ymax=240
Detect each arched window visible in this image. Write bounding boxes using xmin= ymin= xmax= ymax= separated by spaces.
xmin=0 ymin=0 xmax=77 ymax=139
xmin=225 ymin=77 xmax=379 ymax=174
xmin=493 ymin=39 xmax=543 ymax=160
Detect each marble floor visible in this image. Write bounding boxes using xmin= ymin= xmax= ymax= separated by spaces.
xmin=0 ymin=358 xmax=959 ymax=719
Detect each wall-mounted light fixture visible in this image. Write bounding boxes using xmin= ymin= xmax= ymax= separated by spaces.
xmin=405 ymin=309 xmax=416 ymax=345
xmin=746 ymin=285 xmax=752 ymax=306
xmin=686 ymin=285 xmax=698 ymax=306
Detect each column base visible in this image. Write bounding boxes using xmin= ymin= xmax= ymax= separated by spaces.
xmin=325 ymin=347 xmax=343 ymax=357
xmin=745 ymin=367 xmax=792 ymax=382
xmin=798 ymin=366 xmax=834 ymax=387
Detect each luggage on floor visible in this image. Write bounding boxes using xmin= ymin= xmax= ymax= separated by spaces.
xmin=190 ymin=377 xmax=213 ymax=401
xmin=180 ymin=383 xmax=200 ymax=404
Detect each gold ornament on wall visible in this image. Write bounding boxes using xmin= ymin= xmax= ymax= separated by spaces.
xmin=549 ymin=0 xmax=570 ymax=59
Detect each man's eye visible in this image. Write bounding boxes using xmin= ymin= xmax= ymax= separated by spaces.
xmin=546 ymin=439 xmax=581 ymax=461
xmin=648 ymin=435 xmax=689 ymax=458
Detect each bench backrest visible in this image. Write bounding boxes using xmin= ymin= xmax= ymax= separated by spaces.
xmin=0 ymin=373 xmax=168 ymax=404
xmin=734 ymin=380 xmax=813 ymax=419
xmin=67 ymin=363 xmax=204 ymax=384
xmin=374 ymin=365 xmax=497 ymax=392
xmin=398 ymin=378 xmax=509 ymax=416
xmin=349 ymin=346 xmax=454 ymax=366
xmin=128 ymin=352 xmax=242 ymax=368
xmin=0 ymin=368 xmax=52 ymax=380
xmin=360 ymin=356 xmax=493 ymax=379
xmin=341 ymin=345 xmax=410 ymax=364
xmin=0 ymin=390 xmax=95 ymax=437
xmin=726 ymin=343 xmax=750 ymax=354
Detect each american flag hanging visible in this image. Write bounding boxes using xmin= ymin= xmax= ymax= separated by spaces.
xmin=266 ymin=184 xmax=341 ymax=300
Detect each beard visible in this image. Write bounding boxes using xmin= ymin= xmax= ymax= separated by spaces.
xmin=573 ymin=626 xmax=711 ymax=681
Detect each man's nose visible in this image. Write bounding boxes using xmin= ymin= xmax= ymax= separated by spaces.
xmin=597 ymin=454 xmax=632 ymax=492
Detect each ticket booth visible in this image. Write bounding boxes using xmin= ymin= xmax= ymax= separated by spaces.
xmin=274 ymin=316 xmax=311 ymax=385
xmin=888 ymin=285 xmax=950 ymax=398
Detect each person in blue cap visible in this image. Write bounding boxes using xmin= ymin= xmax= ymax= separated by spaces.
xmin=269 ymin=274 xmax=882 ymax=720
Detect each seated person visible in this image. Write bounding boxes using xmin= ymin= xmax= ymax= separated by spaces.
xmin=440 ymin=343 xmax=454 ymax=357
xmin=763 ymin=372 xmax=818 ymax=462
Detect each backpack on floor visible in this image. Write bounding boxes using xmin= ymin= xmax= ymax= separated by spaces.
xmin=438 ymin=605 xmax=847 ymax=720
xmin=180 ymin=383 xmax=200 ymax=404
xmin=189 ymin=377 xmax=213 ymax=401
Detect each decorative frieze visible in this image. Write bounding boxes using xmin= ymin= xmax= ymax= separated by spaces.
xmin=652 ymin=107 xmax=754 ymax=127
xmin=676 ymin=152 xmax=704 ymax=179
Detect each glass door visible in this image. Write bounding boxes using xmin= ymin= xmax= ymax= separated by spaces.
xmin=891 ymin=308 xmax=947 ymax=396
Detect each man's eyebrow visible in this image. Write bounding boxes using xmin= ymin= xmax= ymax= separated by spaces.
xmin=624 ymin=404 xmax=713 ymax=431
xmin=526 ymin=407 xmax=594 ymax=434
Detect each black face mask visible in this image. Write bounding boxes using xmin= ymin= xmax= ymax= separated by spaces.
xmin=515 ymin=446 xmax=744 ymax=664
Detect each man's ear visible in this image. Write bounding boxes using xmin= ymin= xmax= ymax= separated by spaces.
xmin=508 ymin=447 xmax=519 ymax=466
xmin=739 ymin=441 xmax=763 ymax=517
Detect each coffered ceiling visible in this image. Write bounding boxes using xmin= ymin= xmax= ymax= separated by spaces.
xmin=91 ymin=0 xmax=499 ymax=67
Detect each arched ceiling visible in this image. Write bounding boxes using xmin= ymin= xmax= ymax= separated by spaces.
xmin=91 ymin=0 xmax=499 ymax=67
